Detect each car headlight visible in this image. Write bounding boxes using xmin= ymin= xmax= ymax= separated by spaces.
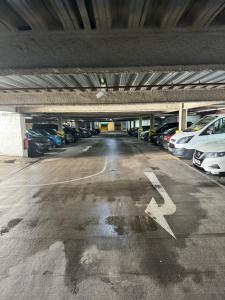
xmin=35 ymin=142 xmax=42 ymax=146
xmin=205 ymin=152 xmax=225 ymax=158
xmin=177 ymin=136 xmax=194 ymax=144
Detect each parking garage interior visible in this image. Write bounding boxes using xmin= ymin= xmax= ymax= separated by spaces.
xmin=1 ymin=1 xmax=225 ymax=299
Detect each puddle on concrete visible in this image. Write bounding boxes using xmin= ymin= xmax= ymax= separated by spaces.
xmin=105 ymin=215 xmax=157 ymax=235
xmin=0 ymin=218 xmax=22 ymax=235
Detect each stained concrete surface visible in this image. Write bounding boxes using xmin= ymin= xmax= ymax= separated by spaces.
xmin=0 ymin=133 xmax=225 ymax=299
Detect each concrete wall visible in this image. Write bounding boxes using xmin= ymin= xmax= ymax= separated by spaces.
xmin=0 ymin=111 xmax=27 ymax=157
xmin=108 ymin=122 xmax=115 ymax=131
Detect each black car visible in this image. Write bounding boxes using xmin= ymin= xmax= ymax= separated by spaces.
xmin=155 ymin=122 xmax=192 ymax=146
xmin=26 ymin=130 xmax=51 ymax=157
xmin=79 ymin=127 xmax=91 ymax=138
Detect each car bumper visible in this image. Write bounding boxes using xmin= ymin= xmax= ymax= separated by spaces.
xmin=193 ymin=156 xmax=225 ymax=175
xmin=168 ymin=144 xmax=194 ymax=159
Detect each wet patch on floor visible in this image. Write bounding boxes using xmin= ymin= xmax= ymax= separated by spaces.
xmin=26 ymin=219 xmax=39 ymax=228
xmin=151 ymin=167 xmax=160 ymax=170
xmin=32 ymin=190 xmax=41 ymax=198
xmin=4 ymin=159 xmax=16 ymax=164
xmin=105 ymin=215 xmax=157 ymax=235
xmin=0 ymin=218 xmax=22 ymax=235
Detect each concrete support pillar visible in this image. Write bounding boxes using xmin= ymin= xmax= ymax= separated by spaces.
xmin=139 ymin=117 xmax=142 ymax=128
xmin=150 ymin=113 xmax=155 ymax=129
xmin=133 ymin=120 xmax=136 ymax=128
xmin=90 ymin=122 xmax=93 ymax=130
xmin=129 ymin=120 xmax=132 ymax=129
xmin=58 ymin=115 xmax=63 ymax=131
xmin=0 ymin=111 xmax=27 ymax=157
xmin=75 ymin=121 xmax=79 ymax=130
xmin=179 ymin=103 xmax=188 ymax=131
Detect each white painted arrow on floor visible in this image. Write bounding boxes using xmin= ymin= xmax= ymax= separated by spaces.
xmin=144 ymin=172 xmax=176 ymax=239
xmin=82 ymin=145 xmax=92 ymax=152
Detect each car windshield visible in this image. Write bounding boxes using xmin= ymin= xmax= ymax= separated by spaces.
xmin=28 ymin=130 xmax=42 ymax=137
xmin=184 ymin=115 xmax=218 ymax=132
xmin=38 ymin=130 xmax=50 ymax=136
xmin=47 ymin=129 xmax=57 ymax=135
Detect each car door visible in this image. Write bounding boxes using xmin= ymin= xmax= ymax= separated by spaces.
xmin=198 ymin=118 xmax=225 ymax=145
xmin=207 ymin=117 xmax=225 ymax=142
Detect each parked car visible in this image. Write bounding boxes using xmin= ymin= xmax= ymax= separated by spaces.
xmin=128 ymin=126 xmax=150 ymax=137
xmin=33 ymin=124 xmax=65 ymax=145
xmin=150 ymin=122 xmax=179 ymax=143
xmin=94 ymin=128 xmax=101 ymax=135
xmin=26 ymin=130 xmax=51 ymax=157
xmin=63 ymin=126 xmax=77 ymax=144
xmin=193 ymin=140 xmax=225 ymax=175
xmin=79 ymin=127 xmax=91 ymax=138
xmin=32 ymin=129 xmax=62 ymax=147
xmin=161 ymin=127 xmax=178 ymax=149
xmin=156 ymin=122 xmax=192 ymax=147
xmin=140 ymin=130 xmax=150 ymax=141
xmin=168 ymin=114 xmax=225 ymax=159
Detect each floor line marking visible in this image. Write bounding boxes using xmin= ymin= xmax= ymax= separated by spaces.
xmin=145 ymin=172 xmax=176 ymax=239
xmin=0 ymin=158 xmax=108 ymax=188
xmin=82 ymin=145 xmax=92 ymax=152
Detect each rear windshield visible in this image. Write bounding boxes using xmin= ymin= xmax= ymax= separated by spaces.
xmin=184 ymin=115 xmax=218 ymax=132
xmin=164 ymin=127 xmax=177 ymax=135
xmin=46 ymin=129 xmax=57 ymax=135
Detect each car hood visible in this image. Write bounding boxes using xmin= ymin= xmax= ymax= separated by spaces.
xmin=171 ymin=131 xmax=197 ymax=140
xmin=196 ymin=141 xmax=225 ymax=152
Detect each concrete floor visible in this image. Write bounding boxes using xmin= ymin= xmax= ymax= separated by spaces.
xmin=0 ymin=132 xmax=225 ymax=299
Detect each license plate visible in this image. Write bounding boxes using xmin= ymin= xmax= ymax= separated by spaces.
xmin=194 ymin=158 xmax=201 ymax=166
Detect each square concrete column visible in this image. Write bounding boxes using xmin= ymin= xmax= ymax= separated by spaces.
xmin=139 ymin=117 xmax=142 ymax=128
xmin=0 ymin=111 xmax=27 ymax=157
xmin=179 ymin=104 xmax=188 ymax=131
xmin=150 ymin=114 xmax=155 ymax=129
xmin=58 ymin=115 xmax=63 ymax=131
xmin=89 ymin=122 xmax=93 ymax=130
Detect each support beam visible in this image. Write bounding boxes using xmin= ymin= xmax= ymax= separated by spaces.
xmin=1 ymin=30 xmax=225 ymax=71
xmin=150 ymin=113 xmax=155 ymax=129
xmin=58 ymin=115 xmax=63 ymax=131
xmin=19 ymin=101 xmax=224 ymax=115
xmin=179 ymin=103 xmax=187 ymax=131
xmin=1 ymin=89 xmax=225 ymax=106
xmin=75 ymin=121 xmax=79 ymax=130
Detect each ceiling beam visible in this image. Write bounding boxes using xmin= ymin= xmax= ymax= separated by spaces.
xmin=19 ymin=101 xmax=224 ymax=114
xmin=1 ymin=89 xmax=225 ymax=106
xmin=1 ymin=30 xmax=225 ymax=73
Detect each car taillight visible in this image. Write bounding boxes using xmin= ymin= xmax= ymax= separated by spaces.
xmin=164 ymin=135 xmax=170 ymax=142
xmin=24 ymin=137 xmax=29 ymax=150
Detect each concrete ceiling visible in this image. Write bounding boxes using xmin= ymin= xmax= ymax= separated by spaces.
xmin=1 ymin=0 xmax=225 ymax=116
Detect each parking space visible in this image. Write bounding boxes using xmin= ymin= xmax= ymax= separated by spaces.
xmin=0 ymin=132 xmax=225 ymax=299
